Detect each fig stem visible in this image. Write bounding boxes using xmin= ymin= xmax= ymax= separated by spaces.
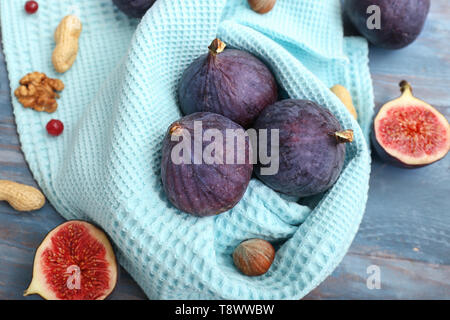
xmin=208 ymin=38 xmax=226 ymax=56
xmin=399 ymin=80 xmax=413 ymax=95
xmin=333 ymin=129 xmax=354 ymax=143
xmin=169 ymin=124 xmax=183 ymax=136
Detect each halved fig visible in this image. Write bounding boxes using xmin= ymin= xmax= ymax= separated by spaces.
xmin=372 ymin=81 xmax=450 ymax=168
xmin=24 ymin=220 xmax=118 ymax=300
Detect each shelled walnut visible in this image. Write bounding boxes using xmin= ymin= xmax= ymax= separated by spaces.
xmin=14 ymin=72 xmax=64 ymax=113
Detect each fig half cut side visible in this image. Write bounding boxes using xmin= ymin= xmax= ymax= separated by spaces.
xmin=24 ymin=220 xmax=118 ymax=300
xmin=372 ymin=81 xmax=450 ymax=168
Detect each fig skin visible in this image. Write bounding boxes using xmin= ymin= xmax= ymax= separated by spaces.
xmin=161 ymin=112 xmax=253 ymax=216
xmin=344 ymin=0 xmax=430 ymax=49
xmin=371 ymin=130 xmax=428 ymax=169
xmin=253 ymin=99 xmax=352 ymax=197
xmin=178 ymin=39 xmax=278 ymax=128
xmin=24 ymin=220 xmax=118 ymax=300
xmin=372 ymin=81 xmax=450 ymax=168
xmin=112 ymin=0 xmax=156 ymax=18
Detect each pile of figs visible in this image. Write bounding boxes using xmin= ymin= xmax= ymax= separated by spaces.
xmin=22 ymin=0 xmax=450 ymax=300
xmin=161 ymin=39 xmax=353 ymax=217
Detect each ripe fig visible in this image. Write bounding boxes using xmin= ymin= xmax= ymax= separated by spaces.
xmin=344 ymin=0 xmax=430 ymax=49
xmin=253 ymin=99 xmax=353 ymax=197
xmin=24 ymin=220 xmax=118 ymax=300
xmin=112 ymin=0 xmax=156 ymax=18
xmin=372 ymin=81 xmax=450 ymax=168
xmin=161 ymin=112 xmax=253 ymax=216
xmin=178 ymin=39 xmax=278 ymax=128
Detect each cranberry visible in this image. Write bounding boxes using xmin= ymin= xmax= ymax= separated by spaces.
xmin=24 ymin=1 xmax=39 ymax=14
xmin=46 ymin=119 xmax=64 ymax=136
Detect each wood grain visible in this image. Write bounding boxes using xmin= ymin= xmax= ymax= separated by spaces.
xmin=0 ymin=1 xmax=449 ymax=300
xmin=0 ymin=25 xmax=147 ymax=300
xmin=307 ymin=252 xmax=450 ymax=300
xmin=307 ymin=0 xmax=450 ymax=299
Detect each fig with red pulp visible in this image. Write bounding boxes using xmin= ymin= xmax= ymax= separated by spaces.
xmin=161 ymin=112 xmax=253 ymax=216
xmin=24 ymin=220 xmax=118 ymax=300
xmin=178 ymin=39 xmax=278 ymax=128
xmin=254 ymin=99 xmax=353 ymax=197
xmin=372 ymin=81 xmax=450 ymax=168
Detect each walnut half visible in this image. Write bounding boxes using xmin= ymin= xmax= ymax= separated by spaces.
xmin=14 ymin=72 xmax=64 ymax=113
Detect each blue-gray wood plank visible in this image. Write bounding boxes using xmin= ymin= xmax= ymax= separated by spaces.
xmin=1 ymin=1 xmax=449 ymax=300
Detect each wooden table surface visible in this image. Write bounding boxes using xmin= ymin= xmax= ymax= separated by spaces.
xmin=1 ymin=2 xmax=449 ymax=300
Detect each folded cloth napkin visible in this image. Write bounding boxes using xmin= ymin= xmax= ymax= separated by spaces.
xmin=1 ymin=0 xmax=373 ymax=299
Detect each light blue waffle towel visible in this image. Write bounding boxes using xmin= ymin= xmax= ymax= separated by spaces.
xmin=1 ymin=0 xmax=373 ymax=299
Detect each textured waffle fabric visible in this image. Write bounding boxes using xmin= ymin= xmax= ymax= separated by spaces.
xmin=1 ymin=0 xmax=373 ymax=299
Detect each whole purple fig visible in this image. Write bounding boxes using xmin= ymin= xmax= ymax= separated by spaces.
xmin=161 ymin=112 xmax=253 ymax=217
xmin=344 ymin=0 xmax=430 ymax=49
xmin=178 ymin=39 xmax=278 ymax=128
xmin=112 ymin=0 xmax=156 ymax=18
xmin=253 ymin=99 xmax=353 ymax=197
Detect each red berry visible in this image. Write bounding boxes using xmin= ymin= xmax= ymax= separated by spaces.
xmin=46 ymin=119 xmax=64 ymax=136
xmin=25 ymin=1 xmax=38 ymax=14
